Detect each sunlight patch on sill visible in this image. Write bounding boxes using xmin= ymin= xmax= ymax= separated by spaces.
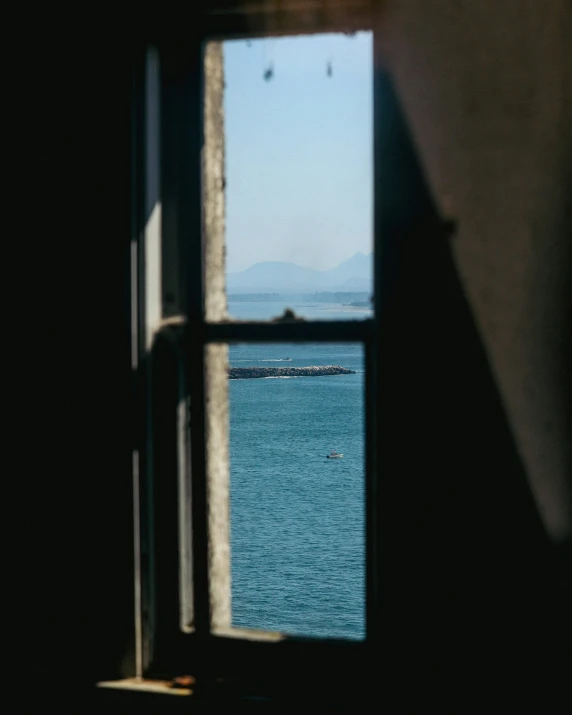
xmin=97 ymin=678 xmax=193 ymax=696
xmin=212 ymin=625 xmax=285 ymax=642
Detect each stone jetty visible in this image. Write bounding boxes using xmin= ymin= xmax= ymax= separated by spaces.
xmin=228 ymin=365 xmax=356 ymax=380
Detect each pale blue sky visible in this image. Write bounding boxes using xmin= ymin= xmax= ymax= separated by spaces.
xmin=223 ymin=32 xmax=373 ymax=273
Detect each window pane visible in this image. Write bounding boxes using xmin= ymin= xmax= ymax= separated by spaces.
xmin=220 ymin=32 xmax=373 ymax=321
xmin=228 ymin=342 xmax=365 ymax=639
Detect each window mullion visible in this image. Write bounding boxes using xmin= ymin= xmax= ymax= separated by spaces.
xmin=174 ymin=41 xmax=212 ymax=641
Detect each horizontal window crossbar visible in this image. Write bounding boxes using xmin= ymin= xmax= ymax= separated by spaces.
xmin=202 ymin=319 xmax=374 ymax=343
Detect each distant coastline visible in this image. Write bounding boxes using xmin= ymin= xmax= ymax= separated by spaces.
xmin=228 ymin=291 xmax=372 ymax=304
xmin=227 ymin=252 xmax=373 ymax=294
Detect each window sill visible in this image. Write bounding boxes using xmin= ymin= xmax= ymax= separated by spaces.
xmin=97 ymin=677 xmax=193 ymax=696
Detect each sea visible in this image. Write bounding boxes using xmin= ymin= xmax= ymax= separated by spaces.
xmin=228 ymin=299 xmax=371 ymax=640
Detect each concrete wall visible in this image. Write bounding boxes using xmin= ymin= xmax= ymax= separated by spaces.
xmin=377 ymin=0 xmax=572 ymax=543
xmin=203 ymin=43 xmax=232 ymax=629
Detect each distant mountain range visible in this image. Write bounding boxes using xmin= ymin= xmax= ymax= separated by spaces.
xmin=227 ymin=252 xmax=373 ymax=294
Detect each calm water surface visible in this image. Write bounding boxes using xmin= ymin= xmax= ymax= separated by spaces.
xmin=228 ymin=300 xmax=368 ymax=639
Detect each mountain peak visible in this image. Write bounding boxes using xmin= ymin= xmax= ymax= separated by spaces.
xmin=227 ymin=251 xmax=372 ymax=294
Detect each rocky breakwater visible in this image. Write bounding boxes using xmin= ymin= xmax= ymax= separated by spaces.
xmin=228 ymin=365 xmax=356 ymax=380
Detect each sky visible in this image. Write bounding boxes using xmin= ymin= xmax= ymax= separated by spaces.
xmin=223 ymin=32 xmax=373 ymax=273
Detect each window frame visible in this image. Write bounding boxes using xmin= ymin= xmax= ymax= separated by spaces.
xmin=112 ymin=6 xmax=407 ymax=696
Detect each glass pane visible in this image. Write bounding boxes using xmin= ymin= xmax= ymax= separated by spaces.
xmin=228 ymin=342 xmax=365 ymax=639
xmin=222 ymin=32 xmax=373 ymax=321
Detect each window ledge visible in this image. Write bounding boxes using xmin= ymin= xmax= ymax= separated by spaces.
xmin=97 ymin=678 xmax=193 ymax=696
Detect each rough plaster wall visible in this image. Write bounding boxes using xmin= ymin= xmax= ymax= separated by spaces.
xmin=203 ymin=42 xmax=232 ymax=627
xmin=377 ymin=0 xmax=572 ymax=542
xmin=205 ymin=342 xmax=231 ymax=628
xmin=204 ymin=42 xmax=228 ymax=324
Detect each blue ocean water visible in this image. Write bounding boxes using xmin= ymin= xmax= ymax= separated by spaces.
xmin=228 ymin=300 xmax=368 ymax=640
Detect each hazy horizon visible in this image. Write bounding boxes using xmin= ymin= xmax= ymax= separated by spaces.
xmin=228 ymin=249 xmax=373 ymax=275
xmin=223 ymin=32 xmax=373 ymax=273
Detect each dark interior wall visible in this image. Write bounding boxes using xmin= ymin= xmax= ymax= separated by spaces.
xmin=16 ymin=5 xmax=570 ymax=710
xmin=374 ymin=79 xmax=571 ymax=706
xmin=18 ymin=27 xmax=136 ymax=704
xmin=375 ymin=2 xmax=572 ymax=704
xmin=378 ymin=0 xmax=572 ymax=547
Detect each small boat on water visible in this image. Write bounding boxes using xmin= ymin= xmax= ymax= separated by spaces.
xmin=326 ymin=450 xmax=343 ymax=459
xmin=284 ymin=357 xmax=292 ymax=361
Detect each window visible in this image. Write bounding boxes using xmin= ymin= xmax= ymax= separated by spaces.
xmin=100 ymin=1 xmax=419 ymax=700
